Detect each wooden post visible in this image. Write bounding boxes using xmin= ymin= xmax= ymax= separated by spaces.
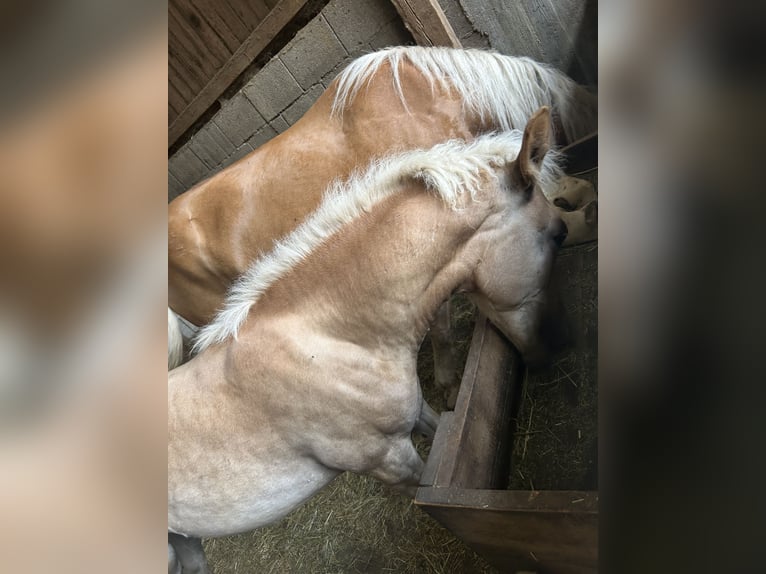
xmin=169 ymin=0 xmax=310 ymax=148
xmin=389 ymin=0 xmax=462 ymax=48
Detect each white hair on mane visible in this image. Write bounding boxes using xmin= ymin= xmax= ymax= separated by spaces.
xmin=193 ymin=131 xmax=563 ymax=353
xmin=331 ymin=46 xmax=597 ymax=143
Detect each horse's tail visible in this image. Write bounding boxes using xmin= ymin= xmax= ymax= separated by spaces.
xmin=168 ymin=307 xmax=184 ymax=370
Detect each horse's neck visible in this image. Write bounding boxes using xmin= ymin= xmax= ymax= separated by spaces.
xmin=257 ymin=188 xmax=488 ymax=351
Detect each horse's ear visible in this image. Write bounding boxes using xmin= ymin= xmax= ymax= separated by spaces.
xmin=513 ymin=106 xmax=552 ymax=189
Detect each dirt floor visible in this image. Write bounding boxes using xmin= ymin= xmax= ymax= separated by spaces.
xmin=204 ymin=471 xmax=496 ymax=574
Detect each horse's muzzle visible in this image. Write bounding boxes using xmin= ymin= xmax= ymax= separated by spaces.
xmin=523 ymin=296 xmax=570 ymax=369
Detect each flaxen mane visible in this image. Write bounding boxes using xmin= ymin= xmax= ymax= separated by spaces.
xmin=331 ymin=46 xmax=597 ymax=144
xmin=193 ymin=131 xmax=563 ymax=353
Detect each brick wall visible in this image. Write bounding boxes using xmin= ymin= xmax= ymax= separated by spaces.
xmin=168 ymin=0 xmax=412 ymax=201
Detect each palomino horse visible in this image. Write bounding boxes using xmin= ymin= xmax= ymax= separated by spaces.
xmin=168 ymin=108 xmax=567 ymax=573
xmin=168 ymin=46 xmax=597 ymax=392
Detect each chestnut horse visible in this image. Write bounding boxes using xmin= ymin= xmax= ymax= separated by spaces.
xmin=168 ymin=108 xmax=566 ymax=573
xmin=168 ymin=46 xmax=597 ymax=385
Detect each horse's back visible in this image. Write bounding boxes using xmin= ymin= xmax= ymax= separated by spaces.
xmin=167 ymin=100 xmax=347 ymax=323
xmin=166 ymin=53 xmax=459 ymax=318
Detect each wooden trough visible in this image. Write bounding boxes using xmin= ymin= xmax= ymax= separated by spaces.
xmin=415 ymin=314 xmax=598 ymax=573
xmin=415 ymin=134 xmax=598 ymax=574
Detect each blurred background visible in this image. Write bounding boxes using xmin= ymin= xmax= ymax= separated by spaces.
xmin=0 ymin=2 xmax=167 ymax=572
xmin=599 ymin=0 xmax=766 ymax=571
xmin=0 ymin=0 xmax=764 ymax=572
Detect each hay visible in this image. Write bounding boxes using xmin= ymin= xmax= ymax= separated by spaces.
xmin=204 ymin=472 xmax=496 ymax=573
xmin=418 ymin=294 xmax=477 ymax=409
xmin=508 ymin=242 xmax=598 ymax=491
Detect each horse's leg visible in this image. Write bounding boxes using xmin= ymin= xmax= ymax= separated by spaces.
xmin=369 ymin=438 xmax=425 ymax=498
xmin=168 ymin=533 xmax=210 ymax=574
xmin=430 ymin=301 xmax=460 ymax=407
xmin=413 ymin=398 xmax=439 ymax=440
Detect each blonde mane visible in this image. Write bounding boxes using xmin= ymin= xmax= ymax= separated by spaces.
xmin=193 ymin=131 xmax=562 ymax=352
xmin=331 ymin=46 xmax=596 ymax=143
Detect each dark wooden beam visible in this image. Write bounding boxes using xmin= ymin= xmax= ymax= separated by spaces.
xmin=169 ymin=0 xmax=309 ymax=148
xmin=389 ymin=0 xmax=462 ymax=47
xmin=419 ymin=314 xmax=523 ymax=490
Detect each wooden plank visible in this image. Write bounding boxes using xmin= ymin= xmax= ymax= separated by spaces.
xmin=185 ymin=0 xmax=243 ymax=51
xmin=222 ymin=0 xmax=262 ymax=30
xmin=521 ymin=0 xmax=572 ymax=71
xmin=168 ymin=37 xmax=207 ymax=93
xmin=169 ymin=102 xmax=179 ymax=124
xmin=169 ymin=76 xmax=195 ymax=122
xmin=169 ymin=0 xmax=309 ymax=147
xmin=421 ymin=505 xmax=596 ymax=573
xmin=571 ymin=0 xmax=597 ymax=85
xmin=456 ymin=1 xmax=545 ymax=63
xmin=450 ymin=318 xmax=522 ymax=489
xmin=389 ymin=0 xmax=462 ymax=48
xmin=169 ymin=1 xmax=230 ymax=70
xmin=545 ymin=0 xmax=596 ymax=84
xmin=417 ymin=488 xmax=598 ymax=514
xmin=249 ymin=0 xmax=272 ymax=21
xmin=428 ymin=314 xmax=522 ymax=490
xmin=429 ymin=316 xmax=486 ymax=487
xmin=417 ymin=488 xmax=598 ymax=573
xmin=560 ymin=131 xmax=597 ymax=174
xmin=168 ymin=57 xmax=198 ymax=103
xmin=206 ymin=0 xmax=250 ymax=42
xmin=178 ymin=0 xmax=240 ymax=52
xmin=168 ymin=84 xmax=185 ymax=119
xmin=168 ymin=10 xmax=220 ymax=81
xmin=419 ymin=412 xmax=454 ymax=487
